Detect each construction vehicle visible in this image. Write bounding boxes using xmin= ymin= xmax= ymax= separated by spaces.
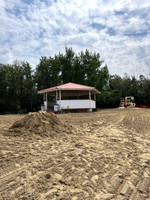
xmin=120 ymin=96 xmax=136 ymax=108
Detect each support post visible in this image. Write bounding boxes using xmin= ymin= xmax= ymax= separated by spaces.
xmin=45 ymin=93 xmax=48 ymax=111
xmin=89 ymin=90 xmax=91 ymax=100
xmin=42 ymin=93 xmax=45 ymax=111
xmin=59 ymin=90 xmax=61 ymax=100
xmin=56 ymin=90 xmax=58 ymax=103
xmin=59 ymin=90 xmax=62 ymax=110
xmin=94 ymin=94 xmax=96 ymax=109
xmin=89 ymin=90 xmax=92 ymax=111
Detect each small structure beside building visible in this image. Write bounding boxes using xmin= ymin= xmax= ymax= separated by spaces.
xmin=120 ymin=96 xmax=136 ymax=108
xmin=37 ymin=82 xmax=100 ymax=112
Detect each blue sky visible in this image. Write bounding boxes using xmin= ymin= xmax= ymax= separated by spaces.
xmin=0 ymin=0 xmax=150 ymax=76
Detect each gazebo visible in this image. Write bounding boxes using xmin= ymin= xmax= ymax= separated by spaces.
xmin=37 ymin=82 xmax=100 ymax=112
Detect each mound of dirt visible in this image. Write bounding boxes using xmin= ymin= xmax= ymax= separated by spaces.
xmin=7 ymin=111 xmax=72 ymax=137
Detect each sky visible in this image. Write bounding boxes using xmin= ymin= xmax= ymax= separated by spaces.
xmin=0 ymin=0 xmax=150 ymax=77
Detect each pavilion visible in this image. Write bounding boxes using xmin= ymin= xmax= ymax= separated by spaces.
xmin=37 ymin=82 xmax=100 ymax=112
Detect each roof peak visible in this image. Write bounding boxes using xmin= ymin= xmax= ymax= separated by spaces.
xmin=58 ymin=82 xmax=94 ymax=87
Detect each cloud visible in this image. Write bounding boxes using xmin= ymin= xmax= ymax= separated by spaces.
xmin=0 ymin=0 xmax=150 ymax=76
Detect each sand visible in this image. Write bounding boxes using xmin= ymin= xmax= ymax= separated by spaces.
xmin=6 ymin=111 xmax=72 ymax=137
xmin=0 ymin=108 xmax=150 ymax=199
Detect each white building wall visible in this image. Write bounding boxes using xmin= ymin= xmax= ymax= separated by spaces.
xmin=57 ymin=99 xmax=96 ymax=109
xmin=44 ymin=101 xmax=47 ymax=110
xmin=91 ymin=100 xmax=96 ymax=108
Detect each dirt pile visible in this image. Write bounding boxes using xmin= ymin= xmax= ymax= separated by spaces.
xmin=7 ymin=111 xmax=72 ymax=137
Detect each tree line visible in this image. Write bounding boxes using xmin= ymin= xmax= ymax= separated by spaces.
xmin=0 ymin=48 xmax=150 ymax=113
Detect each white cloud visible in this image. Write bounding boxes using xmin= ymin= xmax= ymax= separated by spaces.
xmin=0 ymin=0 xmax=150 ymax=76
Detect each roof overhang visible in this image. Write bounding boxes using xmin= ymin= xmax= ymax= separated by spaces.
xmin=37 ymin=83 xmax=100 ymax=95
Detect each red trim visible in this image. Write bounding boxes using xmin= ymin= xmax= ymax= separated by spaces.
xmin=46 ymin=109 xmax=94 ymax=114
xmin=47 ymin=110 xmax=55 ymax=113
xmin=61 ymin=108 xmax=95 ymax=110
xmin=57 ymin=98 xmax=96 ymax=101
xmin=47 ymin=108 xmax=97 ymax=113
xmin=136 ymin=104 xmax=150 ymax=108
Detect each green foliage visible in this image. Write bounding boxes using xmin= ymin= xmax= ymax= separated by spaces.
xmin=103 ymin=74 xmax=150 ymax=107
xmin=61 ymin=48 xmax=75 ymax=83
xmin=0 ymin=61 xmax=35 ymax=113
xmin=0 ymin=64 xmax=8 ymax=113
xmin=35 ymin=47 xmax=109 ymax=88
xmin=0 ymin=47 xmax=150 ymax=113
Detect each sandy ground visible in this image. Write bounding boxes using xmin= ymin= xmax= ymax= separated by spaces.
xmin=0 ymin=108 xmax=150 ymax=200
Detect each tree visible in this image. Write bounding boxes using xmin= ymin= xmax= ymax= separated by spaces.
xmin=2 ymin=47 xmax=149 ymax=113
xmin=79 ymin=49 xmax=103 ymax=87
xmin=99 ymin=75 xmax=123 ymax=107
xmin=0 ymin=64 xmax=8 ymax=113
xmin=35 ymin=56 xmax=52 ymax=90
xmin=72 ymin=55 xmax=85 ymax=84
xmin=35 ymin=56 xmax=62 ymax=90
xmin=61 ymin=47 xmax=75 ymax=83
xmin=137 ymin=75 xmax=150 ymax=104
xmin=0 ymin=61 xmax=37 ymax=113
xmin=21 ymin=62 xmax=34 ymax=112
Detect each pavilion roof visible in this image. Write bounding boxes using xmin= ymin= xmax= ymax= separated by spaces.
xmin=37 ymin=82 xmax=100 ymax=94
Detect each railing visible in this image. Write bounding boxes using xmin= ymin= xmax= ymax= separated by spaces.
xmin=57 ymin=99 xmax=96 ymax=109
